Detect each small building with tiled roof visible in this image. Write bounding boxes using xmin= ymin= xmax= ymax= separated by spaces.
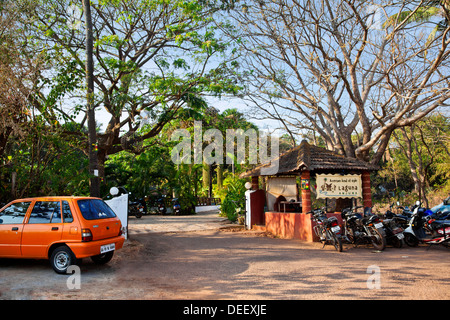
xmin=240 ymin=139 xmax=379 ymax=178
xmin=240 ymin=140 xmax=379 ymax=242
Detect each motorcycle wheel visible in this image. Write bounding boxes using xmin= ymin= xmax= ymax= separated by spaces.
xmin=128 ymin=209 xmax=142 ymax=219
xmin=131 ymin=208 xmax=142 ymax=219
xmin=327 ymin=229 xmax=343 ymax=252
xmin=319 ymin=227 xmax=327 ymax=245
xmin=368 ymin=227 xmax=386 ymax=251
xmin=390 ymin=236 xmax=403 ymax=248
xmin=404 ymin=233 xmax=419 ymax=247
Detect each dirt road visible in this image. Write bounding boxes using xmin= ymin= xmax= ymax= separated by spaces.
xmin=0 ymin=212 xmax=449 ymax=300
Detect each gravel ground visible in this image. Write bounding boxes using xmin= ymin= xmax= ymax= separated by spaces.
xmin=0 ymin=212 xmax=449 ymax=300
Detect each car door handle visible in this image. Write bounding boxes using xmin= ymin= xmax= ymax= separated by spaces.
xmin=11 ymin=227 xmax=19 ymax=231
xmin=51 ymin=227 xmax=59 ymax=231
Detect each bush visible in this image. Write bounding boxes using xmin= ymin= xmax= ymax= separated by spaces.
xmin=220 ymin=178 xmax=247 ymax=222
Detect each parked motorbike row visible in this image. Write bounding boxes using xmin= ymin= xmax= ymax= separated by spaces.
xmin=307 ymin=200 xmax=450 ymax=252
xmin=129 ymin=195 xmax=182 ymax=218
xmin=390 ymin=201 xmax=450 ymax=248
xmin=109 ymin=187 xmax=181 ymax=218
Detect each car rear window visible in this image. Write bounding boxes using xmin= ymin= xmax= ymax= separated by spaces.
xmin=77 ymin=199 xmax=117 ymax=220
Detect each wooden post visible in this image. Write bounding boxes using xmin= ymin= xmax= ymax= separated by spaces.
xmin=251 ymin=176 xmax=259 ymax=190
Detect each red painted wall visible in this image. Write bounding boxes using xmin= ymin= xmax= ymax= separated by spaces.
xmin=265 ymin=212 xmax=314 ymax=241
xmin=265 ymin=212 xmax=344 ymax=242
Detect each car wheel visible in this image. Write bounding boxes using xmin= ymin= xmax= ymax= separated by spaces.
xmin=91 ymin=251 xmax=114 ymax=265
xmin=50 ymin=246 xmax=76 ymax=274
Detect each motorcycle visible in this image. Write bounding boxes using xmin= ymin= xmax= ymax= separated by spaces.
xmin=307 ymin=208 xmax=343 ymax=252
xmin=156 ymin=196 xmax=167 ymax=215
xmin=396 ymin=203 xmax=414 ymax=219
xmin=404 ymin=201 xmax=450 ymax=248
xmin=430 ymin=196 xmax=450 ymax=220
xmin=341 ymin=206 xmax=386 ymax=251
xmin=129 ymin=197 xmax=147 ymax=219
xmin=384 ymin=203 xmax=411 ymax=229
xmin=381 ymin=218 xmax=404 ymax=248
xmin=382 ymin=204 xmax=406 ymax=248
xmin=172 ymin=198 xmax=181 ymax=215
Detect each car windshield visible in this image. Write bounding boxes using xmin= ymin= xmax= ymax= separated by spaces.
xmin=77 ymin=199 xmax=117 ymax=220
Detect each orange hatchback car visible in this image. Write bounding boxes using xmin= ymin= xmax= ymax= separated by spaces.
xmin=0 ymin=197 xmax=125 ymax=273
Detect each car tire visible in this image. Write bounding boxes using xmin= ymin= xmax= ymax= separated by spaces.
xmin=91 ymin=251 xmax=114 ymax=265
xmin=50 ymin=246 xmax=76 ymax=274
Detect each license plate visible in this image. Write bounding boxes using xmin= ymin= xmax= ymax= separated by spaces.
xmin=331 ymin=226 xmax=340 ymax=233
xmin=374 ymin=222 xmax=383 ymax=229
xmin=396 ymin=233 xmax=404 ymax=240
xmin=100 ymin=243 xmax=115 ymax=254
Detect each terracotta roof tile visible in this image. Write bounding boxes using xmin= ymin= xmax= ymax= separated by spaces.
xmin=240 ymin=140 xmax=379 ymax=177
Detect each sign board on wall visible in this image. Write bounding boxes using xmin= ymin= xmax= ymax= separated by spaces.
xmin=316 ymin=174 xmax=362 ymax=199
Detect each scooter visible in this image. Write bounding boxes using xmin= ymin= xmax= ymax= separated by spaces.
xmin=403 ymin=201 xmax=450 ymax=248
xmin=172 ymin=198 xmax=181 ymax=215
xmin=157 ymin=196 xmax=167 ymax=215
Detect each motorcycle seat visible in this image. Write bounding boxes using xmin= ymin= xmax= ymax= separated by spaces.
xmin=431 ymin=220 xmax=450 ymax=230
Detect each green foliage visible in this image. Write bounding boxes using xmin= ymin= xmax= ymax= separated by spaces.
xmin=383 ymin=2 xmax=448 ymax=46
xmin=376 ymin=113 xmax=450 ymax=204
xmin=104 ymin=138 xmax=176 ymax=198
xmin=219 ymin=177 xmax=247 ymax=222
xmin=1 ymin=120 xmax=89 ymax=203
xmin=171 ymin=164 xmax=201 ymax=214
xmin=383 ymin=6 xmax=442 ymax=28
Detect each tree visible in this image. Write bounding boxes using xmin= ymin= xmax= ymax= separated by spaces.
xmin=2 ymin=120 xmax=90 ymax=202
xmin=224 ymin=0 xmax=450 ymax=164
xmin=391 ymin=113 xmax=450 ymax=205
xmin=24 ymin=0 xmax=239 ymax=181
xmin=0 ymin=1 xmax=46 ymax=158
xmin=384 ymin=0 xmax=450 ymax=44
xmin=83 ymin=0 xmax=100 ymax=197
